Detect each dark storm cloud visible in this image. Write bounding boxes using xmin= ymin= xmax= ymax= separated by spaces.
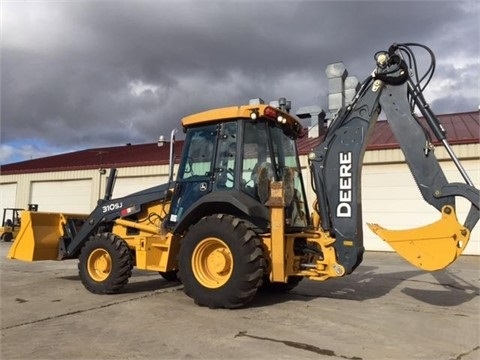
xmin=1 ymin=0 xmax=478 ymax=163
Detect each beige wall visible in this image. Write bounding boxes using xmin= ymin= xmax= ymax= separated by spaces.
xmin=1 ymin=143 xmax=478 ymax=253
xmin=0 ymin=165 xmax=172 ymax=212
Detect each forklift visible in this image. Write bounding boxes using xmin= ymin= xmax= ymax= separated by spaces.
xmin=1 ymin=208 xmax=24 ymax=242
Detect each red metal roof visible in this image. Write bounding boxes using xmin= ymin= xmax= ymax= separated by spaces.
xmin=367 ymin=110 xmax=479 ymax=150
xmin=1 ymin=142 xmax=184 ymax=175
xmin=1 ymin=111 xmax=477 ymax=175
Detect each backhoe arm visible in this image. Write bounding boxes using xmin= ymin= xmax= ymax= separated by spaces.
xmin=309 ymin=43 xmax=479 ymax=274
xmin=309 ymin=76 xmax=383 ymax=274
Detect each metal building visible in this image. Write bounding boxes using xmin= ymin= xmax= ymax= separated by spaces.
xmin=1 ymin=111 xmax=478 ymax=254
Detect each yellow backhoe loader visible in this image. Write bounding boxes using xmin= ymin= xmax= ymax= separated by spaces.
xmin=8 ymin=43 xmax=479 ymax=308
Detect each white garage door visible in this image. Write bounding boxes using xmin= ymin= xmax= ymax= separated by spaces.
xmin=31 ymin=180 xmax=92 ymax=214
xmin=113 ymin=176 xmax=168 ymax=198
xmin=0 ymin=182 xmax=18 ymax=214
xmin=362 ymin=160 xmax=479 ymax=255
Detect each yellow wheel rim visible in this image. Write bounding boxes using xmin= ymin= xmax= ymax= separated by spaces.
xmin=192 ymin=237 xmax=233 ymax=289
xmin=87 ymin=248 xmax=112 ymax=282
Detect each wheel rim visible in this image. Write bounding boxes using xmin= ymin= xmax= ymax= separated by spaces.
xmin=192 ymin=237 xmax=233 ymax=288
xmin=87 ymin=248 xmax=112 ymax=282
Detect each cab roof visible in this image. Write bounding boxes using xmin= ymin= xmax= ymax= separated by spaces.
xmin=181 ymin=104 xmax=305 ymax=138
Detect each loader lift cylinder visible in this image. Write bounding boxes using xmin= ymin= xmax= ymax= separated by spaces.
xmin=103 ymin=168 xmax=117 ymax=202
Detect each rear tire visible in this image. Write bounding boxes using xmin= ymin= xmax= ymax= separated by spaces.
xmin=2 ymin=232 xmax=13 ymax=242
xmin=179 ymin=214 xmax=265 ymax=309
xmin=78 ymin=233 xmax=133 ymax=294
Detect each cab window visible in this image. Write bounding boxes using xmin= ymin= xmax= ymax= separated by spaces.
xmin=177 ymin=125 xmax=217 ymax=180
xmin=214 ymin=122 xmax=237 ymax=189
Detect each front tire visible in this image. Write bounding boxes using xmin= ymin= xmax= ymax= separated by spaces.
xmin=78 ymin=233 xmax=133 ymax=294
xmin=179 ymin=214 xmax=265 ymax=309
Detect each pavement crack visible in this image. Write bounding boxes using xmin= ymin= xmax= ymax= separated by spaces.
xmin=450 ymin=345 xmax=480 ymax=360
xmin=1 ymin=285 xmax=182 ymax=331
xmin=235 ymin=331 xmax=362 ymax=359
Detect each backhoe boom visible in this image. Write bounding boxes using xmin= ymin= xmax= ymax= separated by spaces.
xmin=309 ymin=43 xmax=479 ymax=273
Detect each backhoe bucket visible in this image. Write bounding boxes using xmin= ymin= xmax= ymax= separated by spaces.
xmin=7 ymin=211 xmax=86 ymax=261
xmin=368 ymin=206 xmax=470 ymax=271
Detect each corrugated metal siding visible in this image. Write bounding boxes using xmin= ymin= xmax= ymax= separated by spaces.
xmin=364 ymin=143 xmax=479 ymax=164
xmin=362 ymin=160 xmax=479 ymax=255
xmin=114 ymin=164 xmax=171 ymax=177
xmin=114 ymin=175 xmax=170 ymax=198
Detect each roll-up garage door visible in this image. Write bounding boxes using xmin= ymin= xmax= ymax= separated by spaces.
xmin=361 ymin=160 xmax=479 ymax=255
xmin=0 ymin=183 xmax=18 ymax=214
xmin=31 ymin=180 xmax=92 ymax=213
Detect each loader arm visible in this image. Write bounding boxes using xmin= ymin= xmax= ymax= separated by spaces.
xmin=58 ymin=182 xmax=172 ymax=259
xmin=309 ymin=43 xmax=479 ymax=274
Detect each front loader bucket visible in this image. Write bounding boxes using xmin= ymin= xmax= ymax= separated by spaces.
xmin=368 ymin=206 xmax=470 ymax=271
xmin=7 ymin=211 xmax=85 ymax=261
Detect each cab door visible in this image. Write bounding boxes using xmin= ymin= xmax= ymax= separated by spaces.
xmin=167 ymin=124 xmax=217 ymax=225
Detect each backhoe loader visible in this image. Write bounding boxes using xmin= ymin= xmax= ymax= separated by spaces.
xmin=8 ymin=43 xmax=479 ymax=308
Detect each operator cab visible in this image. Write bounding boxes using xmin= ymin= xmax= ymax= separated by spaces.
xmin=167 ymin=104 xmax=310 ymax=233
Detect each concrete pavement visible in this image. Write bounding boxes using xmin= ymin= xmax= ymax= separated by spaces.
xmin=1 ymin=241 xmax=478 ymax=360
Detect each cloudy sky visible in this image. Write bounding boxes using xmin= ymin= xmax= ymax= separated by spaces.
xmin=1 ymin=0 xmax=479 ymax=164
